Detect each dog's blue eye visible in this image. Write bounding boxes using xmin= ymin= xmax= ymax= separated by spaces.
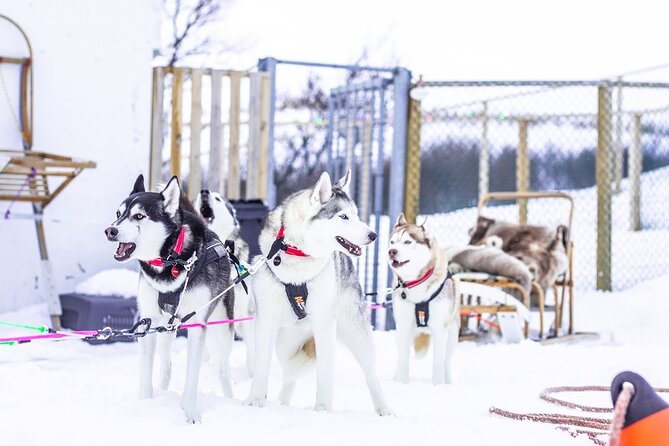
xmin=403 ymin=240 xmax=411 ymax=245
xmin=339 ymin=214 xmax=348 ymax=220
xmin=134 ymin=214 xmax=144 ymax=220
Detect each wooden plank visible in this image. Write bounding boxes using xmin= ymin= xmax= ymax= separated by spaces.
xmin=247 ymin=73 xmax=261 ymax=199
xmin=258 ymin=72 xmax=271 ymax=200
xmin=517 ymin=119 xmax=529 ymax=224
xmin=149 ymin=67 xmax=165 ymax=190
xmin=188 ymin=69 xmax=203 ymax=199
xmin=209 ymin=71 xmax=223 ymax=192
xmin=404 ymin=97 xmax=422 ymax=223
xmin=170 ymin=69 xmax=184 ymax=179
xmin=629 ymin=113 xmax=642 ymax=231
xmin=227 ymin=72 xmax=242 ymax=200
xmin=596 ymin=86 xmax=612 ymax=291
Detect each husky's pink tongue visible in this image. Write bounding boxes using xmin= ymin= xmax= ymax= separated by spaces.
xmin=116 ymin=243 xmax=132 ymax=257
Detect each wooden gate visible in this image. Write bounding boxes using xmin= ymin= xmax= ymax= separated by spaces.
xmin=149 ymin=67 xmax=271 ymax=200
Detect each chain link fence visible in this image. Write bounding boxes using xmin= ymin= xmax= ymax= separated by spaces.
xmin=412 ymin=80 xmax=669 ymax=291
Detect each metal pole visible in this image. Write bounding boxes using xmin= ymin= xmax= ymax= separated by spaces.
xmin=372 ymin=89 xmax=390 ymax=330
xmin=596 ymin=85 xmax=613 ymax=291
xmin=517 ymin=119 xmax=529 ymax=224
xmin=479 ymin=101 xmax=489 ymax=201
xmin=629 ymin=113 xmax=642 ymax=231
xmin=388 ymin=67 xmax=411 ymax=225
xmin=258 ymin=57 xmax=277 ymax=207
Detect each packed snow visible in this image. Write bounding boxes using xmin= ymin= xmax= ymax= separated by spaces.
xmin=73 ymin=269 xmax=139 ymax=298
xmin=2 ymin=274 xmax=669 ymax=445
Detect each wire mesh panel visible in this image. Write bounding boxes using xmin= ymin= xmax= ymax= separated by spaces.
xmin=414 ymin=80 xmax=669 ymax=290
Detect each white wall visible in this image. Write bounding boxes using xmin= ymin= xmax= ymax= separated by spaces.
xmin=0 ymin=1 xmax=160 ymax=312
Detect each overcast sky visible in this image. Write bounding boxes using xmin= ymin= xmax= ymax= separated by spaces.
xmin=216 ymin=0 xmax=669 ymax=83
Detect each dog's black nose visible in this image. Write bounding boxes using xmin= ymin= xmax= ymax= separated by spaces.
xmin=201 ymin=190 xmax=210 ymax=196
xmin=368 ymin=232 xmax=377 ymax=242
xmin=388 ymin=249 xmax=397 ymax=258
xmin=105 ymin=226 xmax=118 ymax=240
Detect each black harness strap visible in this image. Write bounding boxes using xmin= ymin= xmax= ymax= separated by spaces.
xmin=284 ymin=283 xmax=309 ymax=319
xmin=158 ymin=235 xmax=229 ymax=316
xmin=224 ymin=240 xmax=249 ymax=295
xmin=402 ymin=271 xmax=452 ymax=328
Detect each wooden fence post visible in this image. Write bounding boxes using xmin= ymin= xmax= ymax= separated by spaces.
xmin=596 ymin=85 xmax=613 ymax=291
xmin=209 ymin=70 xmax=223 ymax=193
xmin=227 ymin=72 xmax=241 ymax=200
xmin=479 ymin=101 xmax=489 ymax=201
xmin=149 ymin=67 xmax=164 ymax=190
xmin=188 ymin=69 xmax=203 ymax=199
xmin=517 ymin=119 xmax=529 ymax=224
xmin=170 ymin=68 xmax=184 ymax=179
xmin=629 ymin=113 xmax=642 ymax=231
xmin=404 ymin=97 xmax=421 ymax=224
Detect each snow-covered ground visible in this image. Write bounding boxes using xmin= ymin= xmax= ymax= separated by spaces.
xmin=2 ymin=274 xmax=669 ymax=445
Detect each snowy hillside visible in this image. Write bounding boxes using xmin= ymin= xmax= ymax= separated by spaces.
xmin=1 ymin=274 xmax=669 ymax=445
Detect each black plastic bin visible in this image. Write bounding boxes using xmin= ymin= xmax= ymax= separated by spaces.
xmin=60 ymin=293 xmax=138 ymax=344
xmin=229 ymin=199 xmax=269 ymax=259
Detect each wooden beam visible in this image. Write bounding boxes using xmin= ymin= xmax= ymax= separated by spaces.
xmin=629 ymin=113 xmax=642 ymax=231
xmin=517 ymin=119 xmax=529 ymax=224
xmin=188 ymin=69 xmax=203 ymax=199
xmin=258 ymin=72 xmax=271 ymax=200
xmin=227 ymin=72 xmax=241 ymax=200
xmin=170 ymin=69 xmax=184 ymax=179
xmin=149 ymin=67 xmax=165 ymax=190
xmin=596 ymin=86 xmax=612 ymax=291
xmin=247 ymin=73 xmax=261 ymax=199
xmin=209 ymin=71 xmax=223 ymax=192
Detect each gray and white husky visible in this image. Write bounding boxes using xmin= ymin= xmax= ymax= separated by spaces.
xmin=388 ymin=214 xmax=460 ymax=385
xmin=194 ymin=189 xmax=255 ymax=376
xmin=245 ymin=171 xmax=393 ymax=416
xmin=104 ymin=175 xmax=235 ymax=423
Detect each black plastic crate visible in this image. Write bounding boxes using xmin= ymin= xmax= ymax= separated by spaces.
xmin=230 ymin=199 xmax=269 ymax=259
xmin=60 ymin=293 xmax=138 ymax=344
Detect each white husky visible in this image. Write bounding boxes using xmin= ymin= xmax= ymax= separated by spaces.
xmin=244 ymin=171 xmax=393 ymax=416
xmin=388 ymin=213 xmax=460 ymax=385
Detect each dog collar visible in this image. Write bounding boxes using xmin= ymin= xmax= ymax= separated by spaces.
xmin=399 ymin=267 xmax=435 ymax=289
xmin=147 ymin=226 xmax=187 ymax=278
xmin=274 ymin=226 xmax=309 ymax=257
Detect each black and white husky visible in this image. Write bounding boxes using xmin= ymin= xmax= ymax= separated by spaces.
xmin=245 ymin=171 xmax=393 ymax=416
xmin=104 ymin=175 xmax=235 ymax=423
xmin=194 ymin=190 xmax=255 ymax=376
xmin=388 ymin=214 xmax=460 ymax=385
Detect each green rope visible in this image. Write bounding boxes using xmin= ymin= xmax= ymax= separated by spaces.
xmin=0 ymin=321 xmax=49 ymax=333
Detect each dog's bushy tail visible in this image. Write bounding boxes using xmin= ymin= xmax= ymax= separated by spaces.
xmin=413 ymin=333 xmax=430 ymax=358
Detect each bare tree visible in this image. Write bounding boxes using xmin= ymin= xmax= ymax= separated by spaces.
xmin=162 ymin=0 xmax=233 ymax=67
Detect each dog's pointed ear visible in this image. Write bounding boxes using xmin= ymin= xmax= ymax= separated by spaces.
xmin=335 ymin=170 xmax=351 ymax=195
xmin=160 ymin=176 xmax=181 ymax=216
xmin=131 ymin=174 xmax=145 ymax=195
xmin=311 ymin=171 xmax=332 ymax=205
xmin=395 ymin=212 xmax=408 ymax=227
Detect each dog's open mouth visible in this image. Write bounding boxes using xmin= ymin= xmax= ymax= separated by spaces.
xmin=114 ymin=242 xmax=136 ymax=261
xmin=391 ymin=259 xmax=409 ymax=268
xmin=199 ymin=202 xmax=214 ymax=223
xmin=336 ymin=236 xmax=362 ymax=256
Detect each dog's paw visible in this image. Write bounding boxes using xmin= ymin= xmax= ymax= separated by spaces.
xmin=313 ymin=403 xmax=331 ymax=412
xmin=243 ymin=397 xmax=266 ymax=408
xmin=376 ymin=406 xmax=395 ymax=417
xmin=181 ymin=402 xmax=201 ymax=424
